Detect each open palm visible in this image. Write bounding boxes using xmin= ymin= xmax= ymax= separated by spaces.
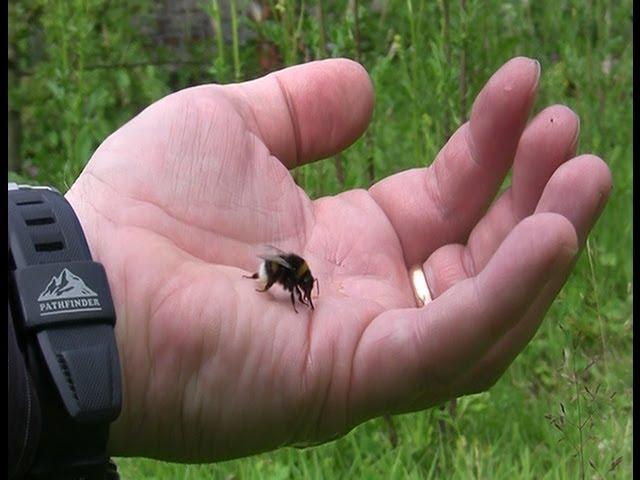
xmin=65 ymin=57 xmax=611 ymax=462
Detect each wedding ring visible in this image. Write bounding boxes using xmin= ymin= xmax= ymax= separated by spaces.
xmin=410 ymin=265 xmax=433 ymax=307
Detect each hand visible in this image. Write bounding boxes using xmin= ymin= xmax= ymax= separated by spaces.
xmin=65 ymin=56 xmax=611 ymax=462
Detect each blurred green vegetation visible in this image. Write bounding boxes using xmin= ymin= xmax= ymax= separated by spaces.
xmin=8 ymin=0 xmax=632 ymax=478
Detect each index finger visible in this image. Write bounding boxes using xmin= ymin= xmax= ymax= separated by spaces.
xmin=369 ymin=57 xmax=541 ymax=266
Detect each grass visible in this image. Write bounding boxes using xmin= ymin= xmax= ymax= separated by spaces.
xmin=9 ymin=0 xmax=632 ymax=478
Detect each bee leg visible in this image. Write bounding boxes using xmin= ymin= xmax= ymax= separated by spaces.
xmin=304 ymin=281 xmax=317 ymax=310
xmin=243 ymin=273 xmax=259 ymax=279
xmin=305 ymin=283 xmax=316 ymax=309
xmin=290 ymin=290 xmax=299 ymax=314
xmin=295 ymin=286 xmax=307 ymax=305
xmin=307 ymin=294 xmax=315 ymax=310
xmin=256 ymin=278 xmax=276 ymax=292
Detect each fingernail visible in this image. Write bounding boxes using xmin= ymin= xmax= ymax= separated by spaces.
xmin=568 ymin=114 xmax=581 ymax=154
xmin=532 ymin=58 xmax=541 ymax=77
xmin=556 ymin=247 xmax=578 ymax=276
xmin=597 ymin=184 xmax=613 ymax=212
xmin=530 ymin=58 xmax=541 ymax=92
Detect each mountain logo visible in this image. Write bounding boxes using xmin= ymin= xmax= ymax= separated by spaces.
xmin=38 ymin=268 xmax=102 ymax=316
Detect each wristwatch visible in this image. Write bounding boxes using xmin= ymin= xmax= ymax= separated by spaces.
xmin=8 ymin=183 xmax=122 ymax=479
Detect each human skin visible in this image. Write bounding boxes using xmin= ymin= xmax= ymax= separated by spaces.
xmin=64 ymin=56 xmax=612 ymax=462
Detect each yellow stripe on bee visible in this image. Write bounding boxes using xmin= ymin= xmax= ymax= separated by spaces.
xmin=297 ymin=262 xmax=309 ymax=276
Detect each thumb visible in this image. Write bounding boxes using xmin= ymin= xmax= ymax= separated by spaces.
xmin=226 ymin=58 xmax=375 ymax=168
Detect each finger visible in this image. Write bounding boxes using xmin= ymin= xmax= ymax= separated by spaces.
xmin=348 ymin=213 xmax=577 ymax=421
xmin=462 ymin=104 xmax=580 ymax=270
xmin=369 ymin=56 xmax=540 ymax=266
xmin=227 ymin=58 xmax=374 ymax=168
xmin=425 ymin=154 xmax=612 ymax=299
xmin=422 ymin=105 xmax=580 ymax=297
xmin=511 ymin=105 xmax=580 ymax=218
xmin=534 ymin=155 xmax=612 ymax=245
xmin=450 ymin=155 xmax=612 ymax=394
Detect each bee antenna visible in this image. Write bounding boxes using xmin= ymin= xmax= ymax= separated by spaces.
xmin=315 ymin=278 xmax=320 ymax=296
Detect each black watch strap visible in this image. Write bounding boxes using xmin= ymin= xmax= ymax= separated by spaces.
xmin=8 ymin=184 xmax=122 ymax=479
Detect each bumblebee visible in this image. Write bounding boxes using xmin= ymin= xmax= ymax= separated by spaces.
xmin=244 ymin=247 xmax=318 ymax=313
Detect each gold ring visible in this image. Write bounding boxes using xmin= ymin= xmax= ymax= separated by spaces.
xmin=410 ymin=265 xmax=433 ymax=307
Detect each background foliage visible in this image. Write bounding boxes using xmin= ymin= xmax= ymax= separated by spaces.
xmin=8 ymin=0 xmax=632 ymax=478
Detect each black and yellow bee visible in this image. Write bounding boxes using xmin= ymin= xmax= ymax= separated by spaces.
xmin=244 ymin=246 xmax=318 ymax=313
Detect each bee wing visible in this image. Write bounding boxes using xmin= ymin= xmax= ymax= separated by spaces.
xmin=258 ymin=253 xmax=293 ymax=269
xmin=255 ymin=244 xmax=294 ymax=269
xmin=260 ymin=244 xmax=287 ymax=256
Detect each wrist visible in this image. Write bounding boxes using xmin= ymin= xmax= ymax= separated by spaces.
xmin=8 ymin=182 xmax=122 ymax=477
xmin=65 ymin=185 xmax=131 ymax=457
